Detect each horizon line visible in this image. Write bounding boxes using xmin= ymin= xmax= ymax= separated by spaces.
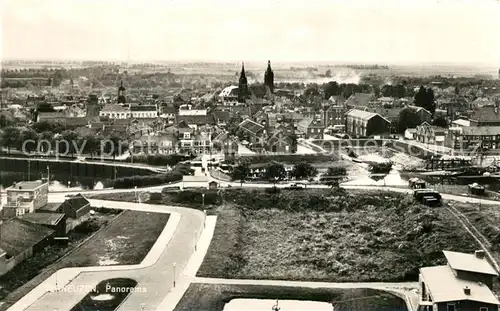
xmin=1 ymin=58 xmax=499 ymax=68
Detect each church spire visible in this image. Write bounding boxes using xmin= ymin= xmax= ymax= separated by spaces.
xmin=264 ymin=60 xmax=274 ymax=94
xmin=117 ymin=79 xmax=126 ymax=104
xmin=238 ymin=62 xmax=248 ymax=102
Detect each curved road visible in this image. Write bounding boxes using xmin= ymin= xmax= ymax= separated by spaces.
xmin=10 ymin=199 xmax=205 ymax=311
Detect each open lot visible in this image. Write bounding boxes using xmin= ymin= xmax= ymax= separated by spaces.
xmin=60 ymin=210 xmax=170 ymax=267
xmin=174 ymin=283 xmax=407 ymax=311
xmin=0 ymin=210 xmax=169 ymax=311
xmin=196 ymin=189 xmax=479 ymax=283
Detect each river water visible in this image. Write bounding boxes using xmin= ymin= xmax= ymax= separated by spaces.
xmin=0 ymin=171 xmax=107 ymax=191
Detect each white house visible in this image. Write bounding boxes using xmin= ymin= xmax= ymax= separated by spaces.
xmin=99 ymin=104 xmax=130 ymax=119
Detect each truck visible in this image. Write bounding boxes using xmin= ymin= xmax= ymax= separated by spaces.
xmin=413 ymin=189 xmax=442 ymax=207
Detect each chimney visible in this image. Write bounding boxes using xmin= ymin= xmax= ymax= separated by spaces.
xmin=475 ymin=250 xmax=485 ymax=259
xmin=463 ymin=286 xmax=471 ymax=295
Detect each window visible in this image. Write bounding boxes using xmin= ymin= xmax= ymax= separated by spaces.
xmin=479 ymin=308 xmax=488 ymax=311
xmin=447 ymin=303 xmax=455 ymax=311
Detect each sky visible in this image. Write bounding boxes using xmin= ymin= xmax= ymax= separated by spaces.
xmin=1 ymin=0 xmax=500 ymax=65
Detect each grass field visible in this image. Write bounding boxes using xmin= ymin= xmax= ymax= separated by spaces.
xmin=0 ymin=210 xmax=169 ymax=311
xmin=196 ymin=189 xmax=479 ymax=283
xmin=174 ymin=283 xmax=408 ymax=311
xmin=60 ymin=210 xmax=170 ymax=267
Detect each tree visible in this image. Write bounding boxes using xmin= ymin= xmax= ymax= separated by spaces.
xmin=431 ymin=116 xmax=449 ymax=128
xmin=289 ymin=134 xmax=298 ymax=154
xmin=231 ymin=164 xmax=250 ymax=186
xmin=60 ymin=130 xmax=80 ymax=156
xmin=396 ymin=84 xmax=406 ymax=98
xmin=325 ymin=69 xmax=332 ymax=77
xmin=0 ymin=114 xmax=14 ymax=127
xmin=32 ymin=120 xmax=67 ymax=133
xmin=20 ymin=128 xmax=38 ymax=153
xmin=414 ymin=86 xmax=436 ymax=115
xmin=83 ymin=134 xmax=102 ymax=158
xmin=291 ymin=162 xmax=318 ymax=180
xmin=396 ymin=107 xmax=421 ymax=133
xmin=36 ymin=102 xmax=56 ymax=113
xmin=303 ymin=86 xmax=320 ymax=97
xmin=325 ymin=166 xmax=347 ymax=177
xmin=264 ymin=162 xmax=287 ymax=184
xmin=0 ymin=126 xmax=22 ymax=153
xmin=323 ymin=81 xmax=340 ymax=99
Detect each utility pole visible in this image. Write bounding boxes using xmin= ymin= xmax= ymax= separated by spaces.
xmin=47 ymin=166 xmax=50 ymax=194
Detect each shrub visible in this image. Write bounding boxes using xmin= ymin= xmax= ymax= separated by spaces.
xmin=112 ymin=163 xmax=191 ymax=189
xmin=239 ymin=154 xmax=338 ymax=165
xmin=130 ymin=154 xmax=195 ymax=167
xmin=93 ymin=206 xmax=122 ymax=214
xmin=369 ymin=162 xmax=393 ymax=174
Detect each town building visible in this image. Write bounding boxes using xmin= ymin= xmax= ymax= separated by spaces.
xmin=321 ymin=105 xmax=345 ymax=127
xmin=297 ymin=118 xmax=325 ymax=139
xmin=415 ymin=122 xmax=448 ymax=145
xmin=0 ymin=218 xmax=55 ymax=276
xmin=345 ymin=109 xmax=391 ymax=138
xmin=130 ymin=104 xmax=158 ymax=119
xmin=2 ymin=181 xmax=49 ymax=217
xmin=469 ymin=106 xmax=500 ymax=126
xmin=219 ymin=86 xmax=239 ymax=103
xmin=99 ymin=104 xmax=130 ymax=119
xmin=178 ymin=104 xmax=207 ymax=116
xmin=418 ymin=250 xmax=499 ymax=311
xmin=448 ymin=126 xmax=500 ymax=151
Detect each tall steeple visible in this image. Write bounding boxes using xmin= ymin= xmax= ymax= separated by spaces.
xmin=264 ymin=60 xmax=274 ymax=94
xmin=117 ymin=80 xmax=126 ymax=104
xmin=238 ymin=62 xmax=249 ymax=102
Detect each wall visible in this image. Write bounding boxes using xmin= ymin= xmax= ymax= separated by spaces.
xmin=455 ymin=269 xmax=493 ymax=289
xmin=0 ymin=247 xmax=33 ymax=277
xmin=436 ymin=300 xmax=497 ymax=311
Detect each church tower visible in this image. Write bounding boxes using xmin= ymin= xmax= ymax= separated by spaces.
xmin=264 ymin=60 xmax=274 ymax=94
xmin=117 ymin=80 xmax=126 ymax=104
xmin=238 ymin=62 xmax=249 ymax=102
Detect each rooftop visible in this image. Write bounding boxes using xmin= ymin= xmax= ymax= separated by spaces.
xmin=39 ymin=202 xmax=63 ymax=212
xmin=420 ymin=265 xmax=499 ymax=305
xmin=443 ymin=250 xmax=498 ymax=276
xmin=7 ymin=180 xmax=47 ymax=191
xmin=20 ymin=212 xmax=66 ymax=226
xmin=182 ymin=175 xmax=209 ymax=182
xmin=461 ymin=126 xmax=500 ymax=137
xmin=239 ymin=118 xmax=265 ymax=134
xmin=0 ymin=218 xmax=55 ymax=257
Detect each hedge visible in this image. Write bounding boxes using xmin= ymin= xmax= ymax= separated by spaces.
xmin=113 ymin=163 xmax=192 ymax=189
xmin=130 ymin=154 xmax=195 ymax=167
xmin=239 ymin=154 xmax=338 ymax=165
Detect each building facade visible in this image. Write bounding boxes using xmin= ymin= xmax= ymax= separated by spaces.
xmin=345 ymin=109 xmax=391 ymax=137
xmin=3 ymin=181 xmax=49 ymax=217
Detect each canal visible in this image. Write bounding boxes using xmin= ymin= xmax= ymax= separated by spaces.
xmin=0 ymin=157 xmax=157 ymax=190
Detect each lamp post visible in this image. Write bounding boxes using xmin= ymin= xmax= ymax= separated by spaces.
xmin=203 ymin=209 xmax=207 ymax=228
xmin=173 ymin=262 xmax=176 ymax=287
xmin=194 ymin=230 xmax=197 ymax=251
xmin=55 ymin=270 xmax=58 ymax=292
xmin=202 ymin=193 xmax=205 ymax=209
